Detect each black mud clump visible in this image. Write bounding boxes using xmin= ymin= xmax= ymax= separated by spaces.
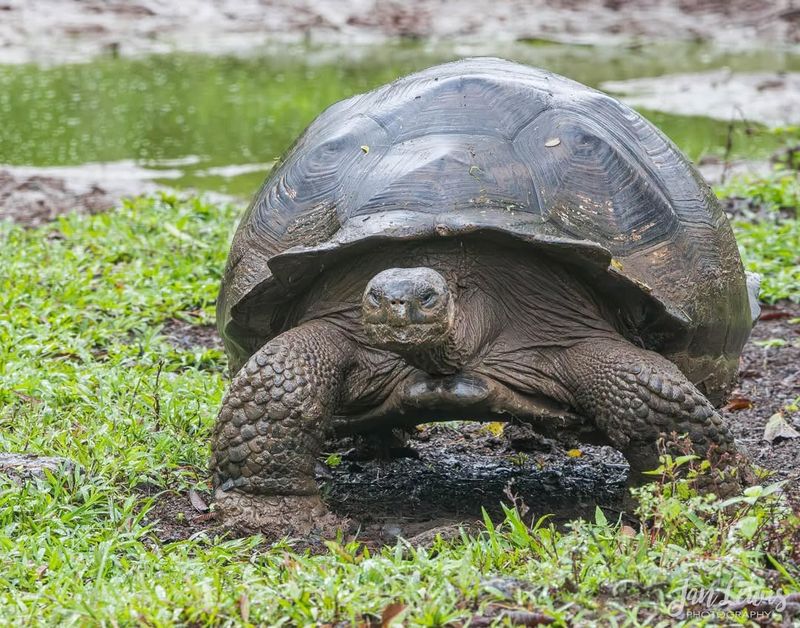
xmin=322 ymin=422 xmax=629 ymax=539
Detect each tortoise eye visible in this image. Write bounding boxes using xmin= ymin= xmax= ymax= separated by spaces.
xmin=419 ymin=290 xmax=437 ymax=306
xmin=367 ymin=289 xmax=382 ymax=306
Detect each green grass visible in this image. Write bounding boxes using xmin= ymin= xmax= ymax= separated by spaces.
xmin=0 ymin=192 xmax=798 ymax=625
xmin=718 ymin=169 xmax=800 ymax=303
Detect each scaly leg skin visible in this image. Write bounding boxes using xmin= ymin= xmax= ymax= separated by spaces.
xmin=211 ymin=321 xmax=355 ymax=536
xmin=559 ymin=339 xmax=752 ymax=498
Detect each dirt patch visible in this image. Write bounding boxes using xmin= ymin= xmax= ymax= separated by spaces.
xmin=322 ymin=425 xmax=629 ymax=540
xmin=724 ymin=302 xmax=800 ymax=501
xmin=0 ymin=165 xmax=237 ymax=228
xmin=161 ymin=318 xmax=222 ymax=351
xmin=0 ymin=169 xmax=115 ymax=227
xmin=140 ymin=486 xmax=217 ymax=543
xmin=722 ymin=190 xmax=799 ymax=222
xmin=0 ymin=0 xmax=798 ymax=65
xmin=602 ymin=71 xmax=800 ymax=128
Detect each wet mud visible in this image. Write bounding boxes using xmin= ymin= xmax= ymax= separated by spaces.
xmin=0 ymin=169 xmax=117 ymax=228
xmin=320 ymin=424 xmax=629 ymax=540
xmin=160 ymin=318 xmax=223 ymax=351
xmin=602 ymin=71 xmax=800 ymax=128
xmin=0 ymin=165 xmax=234 ymax=227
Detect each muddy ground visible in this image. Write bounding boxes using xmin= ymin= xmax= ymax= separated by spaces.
xmin=1 ymin=0 xmax=799 ymax=66
xmin=0 ymin=169 xmax=118 ymax=228
xmin=0 ymin=167 xmax=233 ymax=228
xmin=727 ymin=303 xmax=800 ymax=496
xmin=145 ymin=301 xmax=800 ymax=544
xmin=602 ymin=70 xmax=800 ymax=128
xmin=161 ymin=318 xmax=223 ymax=352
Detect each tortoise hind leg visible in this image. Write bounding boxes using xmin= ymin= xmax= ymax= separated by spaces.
xmin=557 ymin=338 xmax=751 ymax=497
xmin=211 ymin=320 xmax=356 ymax=535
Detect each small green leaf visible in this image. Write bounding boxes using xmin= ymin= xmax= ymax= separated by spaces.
xmin=594 ymin=506 xmax=608 ymax=527
xmin=755 ymin=338 xmax=787 ymax=348
xmin=743 ymin=485 xmax=764 ymax=498
xmin=737 ymin=516 xmax=760 ymax=539
xmin=324 ymin=453 xmax=342 ymax=468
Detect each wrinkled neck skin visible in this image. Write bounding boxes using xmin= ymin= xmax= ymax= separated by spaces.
xmin=291 ymin=238 xmax=615 ymax=374
xmin=401 ymin=273 xmax=503 ymax=374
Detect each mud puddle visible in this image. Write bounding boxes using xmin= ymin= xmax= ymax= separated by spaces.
xmin=321 ymin=424 xmax=629 ymax=542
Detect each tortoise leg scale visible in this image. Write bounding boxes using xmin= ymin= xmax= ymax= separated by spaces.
xmin=210 ymin=321 xmax=354 ymax=534
xmin=559 ymin=339 xmax=749 ymax=496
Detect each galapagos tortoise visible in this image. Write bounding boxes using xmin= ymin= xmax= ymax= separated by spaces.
xmin=212 ymin=57 xmax=758 ymax=533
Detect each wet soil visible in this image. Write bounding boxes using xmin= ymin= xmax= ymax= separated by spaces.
xmin=320 ymin=426 xmax=629 ymax=540
xmin=725 ymin=302 xmax=800 ymax=502
xmin=0 ymin=169 xmax=116 ymax=227
xmin=143 ymin=486 xmax=218 ymax=543
xmin=0 ymin=167 xmax=235 ymax=228
xmin=723 ymin=191 xmax=799 ymax=222
xmin=602 ymin=71 xmax=800 ymax=127
xmin=144 ymin=303 xmax=800 ymax=544
xmin=1 ymin=0 xmax=798 ymax=66
xmin=161 ymin=318 xmax=223 ymax=351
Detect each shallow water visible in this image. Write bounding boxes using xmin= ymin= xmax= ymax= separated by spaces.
xmin=1 ymin=41 xmax=798 ymax=196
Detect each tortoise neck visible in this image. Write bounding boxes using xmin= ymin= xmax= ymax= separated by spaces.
xmin=397 ymin=286 xmax=500 ymax=375
xmin=399 ymin=331 xmax=463 ymax=376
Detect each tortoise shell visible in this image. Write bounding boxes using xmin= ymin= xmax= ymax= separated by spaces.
xmin=217 ymin=57 xmax=751 ymax=402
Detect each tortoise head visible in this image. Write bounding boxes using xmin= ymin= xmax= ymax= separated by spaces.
xmin=362 ymin=267 xmax=454 ymax=353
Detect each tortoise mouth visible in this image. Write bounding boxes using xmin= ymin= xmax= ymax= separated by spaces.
xmin=364 ymin=320 xmax=451 ymax=351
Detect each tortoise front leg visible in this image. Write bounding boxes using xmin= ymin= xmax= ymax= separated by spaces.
xmin=211 ymin=321 xmax=355 ymax=535
xmin=558 ymin=339 xmax=751 ymax=497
